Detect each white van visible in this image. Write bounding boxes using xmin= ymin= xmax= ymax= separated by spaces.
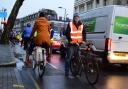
xmin=80 ymin=5 xmax=128 ymax=64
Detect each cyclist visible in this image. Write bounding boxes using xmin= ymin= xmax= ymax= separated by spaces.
xmin=50 ymin=24 xmax=54 ymax=54
xmin=64 ymin=13 xmax=86 ymax=77
xmin=29 ymin=12 xmax=51 ymax=59
xmin=21 ymin=23 xmax=32 ymax=65
xmin=21 ymin=23 xmax=32 ymax=50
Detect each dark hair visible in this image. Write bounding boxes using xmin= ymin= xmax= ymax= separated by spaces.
xmin=39 ymin=12 xmax=45 ymax=17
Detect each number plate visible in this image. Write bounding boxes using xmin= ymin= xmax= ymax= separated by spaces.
xmin=115 ymin=53 xmax=127 ymax=57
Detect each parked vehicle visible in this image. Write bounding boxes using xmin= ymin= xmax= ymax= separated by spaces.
xmin=80 ymin=5 xmax=128 ymax=65
xmin=51 ymin=31 xmax=61 ymax=52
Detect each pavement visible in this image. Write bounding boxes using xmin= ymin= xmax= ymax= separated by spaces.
xmin=0 ymin=44 xmax=16 ymax=67
xmin=0 ymin=44 xmax=25 ymax=89
xmin=0 ymin=67 xmax=25 ymax=89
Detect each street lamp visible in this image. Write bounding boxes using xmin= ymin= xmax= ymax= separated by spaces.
xmin=58 ymin=7 xmax=67 ymax=36
xmin=58 ymin=7 xmax=67 ymax=22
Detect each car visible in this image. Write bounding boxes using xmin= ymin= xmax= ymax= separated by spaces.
xmin=51 ymin=31 xmax=61 ymax=52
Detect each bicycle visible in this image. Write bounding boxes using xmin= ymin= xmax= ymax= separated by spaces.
xmin=70 ymin=42 xmax=100 ymax=85
xmin=32 ymin=46 xmax=47 ymax=78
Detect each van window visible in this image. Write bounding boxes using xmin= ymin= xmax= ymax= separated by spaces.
xmin=95 ymin=16 xmax=107 ymax=32
xmin=82 ymin=16 xmax=107 ymax=33
xmin=114 ymin=16 xmax=128 ymax=35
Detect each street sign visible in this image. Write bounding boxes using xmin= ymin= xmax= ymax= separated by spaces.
xmin=0 ymin=11 xmax=7 ymax=18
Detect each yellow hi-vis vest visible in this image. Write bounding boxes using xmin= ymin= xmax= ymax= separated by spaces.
xmin=70 ymin=22 xmax=83 ymax=43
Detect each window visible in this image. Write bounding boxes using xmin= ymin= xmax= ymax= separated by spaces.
xmin=82 ymin=16 xmax=108 ymax=33
xmin=104 ymin=0 xmax=109 ymax=6
xmin=79 ymin=4 xmax=85 ymax=13
xmin=104 ymin=0 xmax=107 ymax=6
xmin=74 ymin=6 xmax=78 ymax=13
xmin=117 ymin=0 xmax=121 ymax=5
xmin=82 ymin=18 xmax=96 ymax=32
xmin=87 ymin=1 xmax=93 ymax=10
xmin=96 ymin=0 xmax=99 ymax=4
xmin=127 ymin=0 xmax=128 ymax=4
xmin=95 ymin=16 xmax=108 ymax=32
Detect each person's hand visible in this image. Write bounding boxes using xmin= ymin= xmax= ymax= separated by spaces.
xmin=81 ymin=41 xmax=86 ymax=44
xmin=70 ymin=41 xmax=75 ymax=44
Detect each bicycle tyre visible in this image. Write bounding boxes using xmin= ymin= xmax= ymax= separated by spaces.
xmin=70 ymin=55 xmax=81 ymax=76
xmin=38 ymin=61 xmax=45 ymax=78
xmin=84 ymin=53 xmax=99 ymax=85
xmin=32 ymin=59 xmax=36 ymax=70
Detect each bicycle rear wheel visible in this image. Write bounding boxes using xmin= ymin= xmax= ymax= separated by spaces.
xmin=84 ymin=54 xmax=99 ymax=85
xmin=38 ymin=61 xmax=45 ymax=78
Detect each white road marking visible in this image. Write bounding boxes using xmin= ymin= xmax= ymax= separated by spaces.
xmin=27 ymin=71 xmax=41 ymax=89
xmin=47 ymin=62 xmax=58 ymax=70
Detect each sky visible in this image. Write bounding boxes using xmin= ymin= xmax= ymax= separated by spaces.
xmin=0 ymin=0 xmax=74 ymax=19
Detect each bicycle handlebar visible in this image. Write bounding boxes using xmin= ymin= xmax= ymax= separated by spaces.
xmin=69 ymin=41 xmax=97 ymax=52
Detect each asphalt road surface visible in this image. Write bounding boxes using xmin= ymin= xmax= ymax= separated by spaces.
xmin=14 ymin=45 xmax=128 ymax=89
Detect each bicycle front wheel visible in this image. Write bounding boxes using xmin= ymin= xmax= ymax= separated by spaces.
xmin=38 ymin=61 xmax=45 ymax=78
xmin=84 ymin=54 xmax=99 ymax=85
xmin=70 ymin=55 xmax=81 ymax=76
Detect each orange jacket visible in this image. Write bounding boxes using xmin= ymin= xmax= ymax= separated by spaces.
xmin=70 ymin=22 xmax=83 ymax=43
xmin=30 ymin=17 xmax=50 ymax=46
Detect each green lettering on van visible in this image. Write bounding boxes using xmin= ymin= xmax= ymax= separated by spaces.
xmin=114 ymin=16 xmax=128 ymax=35
xmin=82 ymin=18 xmax=96 ymax=32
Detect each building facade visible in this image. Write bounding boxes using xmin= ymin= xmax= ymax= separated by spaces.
xmin=13 ymin=9 xmax=70 ymax=32
xmin=74 ymin=0 xmax=128 ymax=14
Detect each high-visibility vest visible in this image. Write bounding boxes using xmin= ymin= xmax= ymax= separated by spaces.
xmin=70 ymin=22 xmax=83 ymax=43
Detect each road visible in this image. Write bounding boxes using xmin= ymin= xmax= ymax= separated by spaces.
xmin=14 ymin=44 xmax=128 ymax=89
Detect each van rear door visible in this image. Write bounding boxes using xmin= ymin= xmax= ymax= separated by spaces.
xmin=111 ymin=7 xmax=128 ymax=53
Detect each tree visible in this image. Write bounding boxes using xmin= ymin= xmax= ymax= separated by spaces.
xmin=0 ymin=0 xmax=25 ymax=44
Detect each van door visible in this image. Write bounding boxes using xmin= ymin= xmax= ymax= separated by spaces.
xmin=111 ymin=16 xmax=128 ymax=53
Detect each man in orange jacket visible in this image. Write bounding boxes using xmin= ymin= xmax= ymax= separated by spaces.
xmin=64 ymin=13 xmax=86 ymax=77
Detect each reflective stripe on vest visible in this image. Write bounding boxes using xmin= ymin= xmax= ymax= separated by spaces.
xmin=70 ymin=22 xmax=83 ymax=43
